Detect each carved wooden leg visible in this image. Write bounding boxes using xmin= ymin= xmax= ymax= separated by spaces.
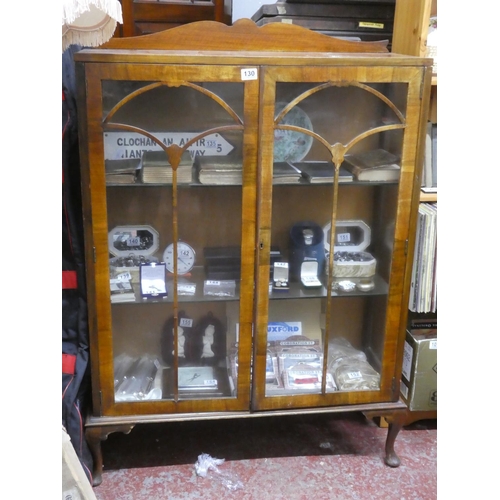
xmin=363 ymin=408 xmax=406 ymax=467
xmin=86 ymin=424 xmax=135 ymax=486
xmin=384 ymin=419 xmax=403 ymax=467
xmin=382 ymin=410 xmax=406 ymax=467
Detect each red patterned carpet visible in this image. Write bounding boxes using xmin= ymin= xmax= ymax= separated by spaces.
xmin=92 ymin=412 xmax=437 ymax=499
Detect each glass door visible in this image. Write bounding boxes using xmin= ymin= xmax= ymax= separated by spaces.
xmin=253 ymin=64 xmax=423 ymax=410
xmin=86 ymin=64 xmax=258 ymax=415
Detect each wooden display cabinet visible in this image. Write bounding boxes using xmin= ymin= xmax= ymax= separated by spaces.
xmin=74 ymin=19 xmax=432 ymax=485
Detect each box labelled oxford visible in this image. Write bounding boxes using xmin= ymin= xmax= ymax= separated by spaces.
xmin=400 ymin=329 xmax=437 ymax=411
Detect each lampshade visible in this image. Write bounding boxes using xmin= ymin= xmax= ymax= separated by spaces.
xmin=62 ymin=0 xmax=123 ymax=52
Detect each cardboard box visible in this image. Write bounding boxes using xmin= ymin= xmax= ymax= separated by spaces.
xmin=400 ymin=329 xmax=437 ymax=411
xmin=62 ymin=428 xmax=97 ymax=500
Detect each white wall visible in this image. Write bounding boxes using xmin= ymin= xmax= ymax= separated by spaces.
xmin=232 ymin=0 xmax=277 ymax=22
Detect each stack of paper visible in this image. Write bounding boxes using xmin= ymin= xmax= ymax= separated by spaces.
xmin=141 ymin=151 xmax=193 ymax=184
xmin=194 ymin=156 xmax=242 ymax=185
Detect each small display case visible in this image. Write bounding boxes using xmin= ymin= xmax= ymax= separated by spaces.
xmin=273 ymin=261 xmax=290 ymax=291
xmin=323 ymin=220 xmax=376 ymax=278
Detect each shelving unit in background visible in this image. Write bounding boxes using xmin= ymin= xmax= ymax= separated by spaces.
xmin=116 ymin=0 xmax=232 ymax=37
xmin=393 ymin=0 xmax=437 ymax=201
xmin=392 ymin=0 xmax=437 ymax=425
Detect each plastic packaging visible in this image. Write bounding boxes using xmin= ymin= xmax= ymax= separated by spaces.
xmin=327 ymin=337 xmax=380 ymax=391
xmin=114 ymin=355 xmax=160 ymax=401
xmin=334 ymin=358 xmax=380 ymax=391
xmin=194 ymin=453 xmax=244 ymax=491
xmin=328 ymin=337 xmax=368 ymax=373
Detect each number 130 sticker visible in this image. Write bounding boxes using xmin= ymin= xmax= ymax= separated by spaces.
xmin=241 ymin=68 xmax=258 ymax=81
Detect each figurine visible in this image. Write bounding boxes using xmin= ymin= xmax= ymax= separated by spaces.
xmin=161 ymin=311 xmax=193 ymax=365
xmin=201 ymin=324 xmax=215 ymax=359
xmin=175 ymin=326 xmax=186 ymax=358
xmin=194 ymin=311 xmax=225 ymax=366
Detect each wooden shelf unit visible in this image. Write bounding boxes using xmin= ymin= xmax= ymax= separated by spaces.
xmin=393 ymin=0 xmax=437 ymax=424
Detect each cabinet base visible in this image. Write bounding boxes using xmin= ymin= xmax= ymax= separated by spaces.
xmin=86 ymin=401 xmax=407 ymax=486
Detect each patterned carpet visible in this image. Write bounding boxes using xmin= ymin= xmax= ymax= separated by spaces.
xmin=92 ymin=412 xmax=437 ymax=499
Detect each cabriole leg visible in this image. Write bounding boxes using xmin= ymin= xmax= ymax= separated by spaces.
xmin=86 ymin=424 xmax=135 ymax=486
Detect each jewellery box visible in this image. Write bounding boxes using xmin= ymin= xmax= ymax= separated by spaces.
xmin=323 ymin=220 xmax=376 ymax=278
xmin=108 ymin=224 xmax=160 ymax=282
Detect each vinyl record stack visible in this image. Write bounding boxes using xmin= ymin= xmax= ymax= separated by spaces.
xmin=251 ymin=0 xmax=395 ymax=47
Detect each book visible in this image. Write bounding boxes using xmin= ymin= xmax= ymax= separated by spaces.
xmin=194 ymin=156 xmax=242 ymax=185
xmin=105 ymin=159 xmax=140 ymax=184
xmin=141 ymin=150 xmax=193 ymax=184
xmin=292 ymin=161 xmax=353 ymax=183
xmin=110 ymin=278 xmax=136 ymax=303
xmin=272 ymin=162 xmax=302 ymax=184
xmin=343 ymin=149 xmax=400 ymax=182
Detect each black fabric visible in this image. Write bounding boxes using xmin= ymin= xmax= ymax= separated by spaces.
xmin=62 ymin=45 xmax=93 ymax=484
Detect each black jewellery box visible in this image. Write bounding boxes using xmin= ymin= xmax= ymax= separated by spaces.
xmin=204 ymin=245 xmax=283 ymax=280
xmin=289 ymin=221 xmax=326 ymax=281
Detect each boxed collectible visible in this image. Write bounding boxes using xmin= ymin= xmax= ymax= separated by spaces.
xmin=276 ymin=342 xmax=323 ymax=373
xmin=282 ymin=362 xmax=336 ymax=391
xmin=400 ymin=329 xmax=437 ymax=411
xmin=289 ymin=221 xmax=326 ymax=279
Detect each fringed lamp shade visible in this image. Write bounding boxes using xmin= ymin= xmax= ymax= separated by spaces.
xmin=62 ymin=0 xmax=123 ymax=52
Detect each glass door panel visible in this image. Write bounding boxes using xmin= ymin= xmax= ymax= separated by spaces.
xmin=103 ymin=79 xmax=247 ymax=404
xmin=258 ymin=75 xmax=407 ymax=402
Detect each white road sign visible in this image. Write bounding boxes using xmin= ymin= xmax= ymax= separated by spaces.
xmin=104 ymin=132 xmax=234 ymax=160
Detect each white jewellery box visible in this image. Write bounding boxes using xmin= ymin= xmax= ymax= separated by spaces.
xmin=300 ymin=261 xmax=322 ymax=287
xmin=108 ymin=225 xmax=160 ymax=282
xmin=323 ymin=220 xmax=376 ymax=278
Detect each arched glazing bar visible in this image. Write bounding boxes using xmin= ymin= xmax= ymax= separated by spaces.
xmin=274 ymin=81 xmax=407 ymax=394
xmin=102 ymin=81 xmax=245 ymax=400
